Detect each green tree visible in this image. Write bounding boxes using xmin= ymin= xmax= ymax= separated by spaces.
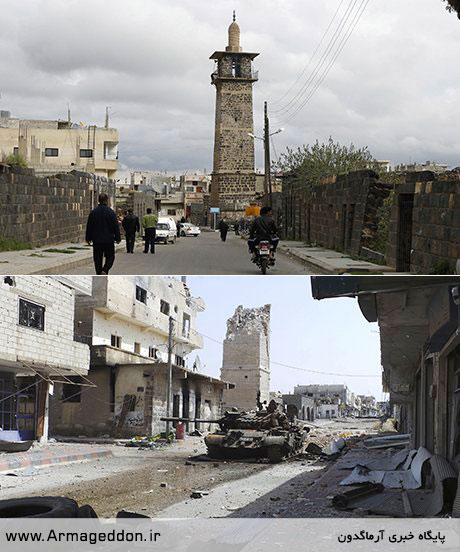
xmin=276 ymin=137 xmax=375 ymax=186
xmin=4 ymin=153 xmax=27 ymax=167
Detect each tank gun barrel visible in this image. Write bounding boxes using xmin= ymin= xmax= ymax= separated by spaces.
xmin=160 ymin=416 xmax=221 ymax=424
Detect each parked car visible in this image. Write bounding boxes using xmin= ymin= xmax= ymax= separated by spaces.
xmin=180 ymin=223 xmax=201 ymax=237
xmin=155 ymin=217 xmax=177 ymax=244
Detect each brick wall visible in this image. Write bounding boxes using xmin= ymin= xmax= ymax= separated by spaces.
xmin=0 ymin=164 xmax=115 ymax=247
xmin=282 ymin=170 xmax=392 ymax=257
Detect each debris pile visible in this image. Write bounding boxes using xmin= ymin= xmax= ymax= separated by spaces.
xmin=332 ymin=444 xmax=459 ymax=516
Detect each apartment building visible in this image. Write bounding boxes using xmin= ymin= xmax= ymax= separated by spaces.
xmin=50 ymin=277 xmax=231 ymax=437
xmin=0 ymin=276 xmax=91 ymax=444
xmin=0 ymin=111 xmax=119 ymax=179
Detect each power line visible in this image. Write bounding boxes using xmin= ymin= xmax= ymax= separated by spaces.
xmin=275 ymin=0 xmax=371 ymax=126
xmin=271 ymin=0 xmax=359 ymax=116
xmin=269 ymin=0 xmax=347 ymax=107
xmin=201 ymin=332 xmax=381 ymax=378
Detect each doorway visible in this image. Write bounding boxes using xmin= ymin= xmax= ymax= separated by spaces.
xmin=396 ymin=194 xmax=414 ymax=272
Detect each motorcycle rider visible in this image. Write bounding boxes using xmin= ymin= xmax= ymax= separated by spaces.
xmin=248 ymin=206 xmax=279 ymax=264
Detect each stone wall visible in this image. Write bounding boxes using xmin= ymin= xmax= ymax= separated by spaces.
xmin=387 ymin=171 xmax=460 ymax=274
xmin=0 ymin=164 xmax=115 ymax=247
xmin=282 ymin=170 xmax=392 ymax=257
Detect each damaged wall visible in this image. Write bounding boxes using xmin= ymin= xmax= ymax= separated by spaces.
xmin=282 ymin=170 xmax=392 ymax=257
xmin=221 ymin=304 xmax=271 ymax=411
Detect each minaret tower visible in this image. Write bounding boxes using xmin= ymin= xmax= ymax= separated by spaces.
xmin=210 ymin=12 xmax=259 ymax=220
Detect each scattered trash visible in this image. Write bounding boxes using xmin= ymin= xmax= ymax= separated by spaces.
xmin=190 ymin=491 xmax=209 ymax=499
xmin=159 ymin=482 xmax=167 ymax=488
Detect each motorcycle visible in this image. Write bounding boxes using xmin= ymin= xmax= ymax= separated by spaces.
xmin=254 ymin=240 xmax=275 ymax=275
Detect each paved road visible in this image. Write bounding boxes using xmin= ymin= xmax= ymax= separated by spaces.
xmin=61 ymin=231 xmax=312 ymax=275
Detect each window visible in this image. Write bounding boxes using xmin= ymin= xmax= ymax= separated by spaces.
xmin=62 ymin=377 xmax=82 ymax=403
xmin=80 ymin=149 xmax=93 ymax=158
xmin=149 ymin=346 xmax=158 ymax=359
xmin=167 ymin=209 xmax=176 ymax=216
xmin=175 ymin=355 xmax=185 ymax=367
xmin=19 ymin=299 xmax=45 ymax=331
xmin=134 ymin=342 xmax=141 ymax=354
xmin=111 ymin=334 xmax=122 ymax=348
xmin=13 ymin=147 xmax=19 ymax=156
xmin=44 ymin=148 xmax=59 ymax=157
xmin=136 ymin=285 xmax=147 ymax=304
xmin=182 ymin=313 xmax=191 ymax=338
xmin=160 ymin=300 xmax=170 ymax=316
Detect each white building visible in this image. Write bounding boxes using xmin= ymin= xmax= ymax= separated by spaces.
xmin=51 ymin=276 xmax=231 ymax=437
xmin=0 ymin=111 xmax=119 ymax=179
xmin=0 ymin=276 xmax=91 ymax=444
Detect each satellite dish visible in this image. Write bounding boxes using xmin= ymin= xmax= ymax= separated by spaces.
xmin=193 ymin=356 xmax=202 ymax=372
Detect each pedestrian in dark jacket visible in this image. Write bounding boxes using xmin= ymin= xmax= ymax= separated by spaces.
xmin=86 ymin=193 xmax=121 ymax=275
xmin=122 ymin=209 xmax=140 ymax=253
xmin=218 ymin=219 xmax=229 ymax=242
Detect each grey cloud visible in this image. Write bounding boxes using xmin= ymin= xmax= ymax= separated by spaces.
xmin=1 ymin=0 xmax=460 ymax=171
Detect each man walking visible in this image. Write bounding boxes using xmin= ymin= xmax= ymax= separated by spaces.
xmin=86 ymin=193 xmax=121 ymax=275
xmin=143 ymin=208 xmax=158 ymax=254
xmin=218 ymin=218 xmax=229 ymax=242
xmin=122 ymin=209 xmax=140 ymax=253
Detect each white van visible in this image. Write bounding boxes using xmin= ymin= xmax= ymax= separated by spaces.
xmin=155 ymin=217 xmax=177 ymax=244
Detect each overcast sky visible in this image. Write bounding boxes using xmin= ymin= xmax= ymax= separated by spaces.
xmin=186 ymin=276 xmax=384 ymax=400
xmin=2 ymin=0 xmax=460 ymax=173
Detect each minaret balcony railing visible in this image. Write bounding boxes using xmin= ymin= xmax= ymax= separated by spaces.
xmin=211 ymin=69 xmax=259 ymax=82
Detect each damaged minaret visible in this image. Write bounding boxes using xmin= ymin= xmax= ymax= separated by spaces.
xmin=221 ymin=304 xmax=271 ymax=411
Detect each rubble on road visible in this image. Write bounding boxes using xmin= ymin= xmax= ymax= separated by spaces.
xmin=330 ymin=442 xmax=459 ymax=517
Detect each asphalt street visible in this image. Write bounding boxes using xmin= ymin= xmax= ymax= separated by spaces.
xmin=61 ymin=231 xmax=312 ymax=275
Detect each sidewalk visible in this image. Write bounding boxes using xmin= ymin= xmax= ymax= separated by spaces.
xmin=278 ymin=242 xmax=395 ymax=275
xmin=0 ymin=242 xmax=125 ymax=275
xmin=0 ymin=443 xmax=113 ymax=474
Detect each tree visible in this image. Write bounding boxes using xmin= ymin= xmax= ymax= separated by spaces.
xmin=442 ymin=0 xmax=460 ymax=17
xmin=4 ymin=153 xmax=27 ymax=167
xmin=276 ymin=137 xmax=375 ymax=186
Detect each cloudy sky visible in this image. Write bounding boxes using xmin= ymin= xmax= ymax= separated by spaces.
xmin=187 ymin=276 xmax=383 ymax=400
xmin=2 ymin=0 xmax=460 ymax=173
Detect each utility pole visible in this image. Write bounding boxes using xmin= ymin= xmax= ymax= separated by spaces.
xmin=264 ymin=101 xmax=273 ymax=208
xmin=105 ymin=106 xmax=110 ymax=129
xmin=165 ymin=316 xmax=174 ymax=439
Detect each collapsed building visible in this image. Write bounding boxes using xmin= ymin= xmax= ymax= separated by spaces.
xmin=50 ymin=277 xmax=232 ymax=438
xmin=0 ymin=276 xmax=91 ymax=444
xmin=221 ymin=305 xmax=271 ymax=411
xmin=312 ymin=276 xmax=460 ymax=460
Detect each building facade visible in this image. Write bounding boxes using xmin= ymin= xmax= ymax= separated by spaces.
xmin=312 ymin=276 xmax=460 ymax=459
xmin=221 ymin=304 xmax=271 ymax=411
xmin=210 ymin=14 xmax=259 ymax=221
xmin=0 ymin=111 xmax=119 ymax=179
xmin=50 ymin=277 xmax=230 ymax=437
xmin=0 ymin=276 xmax=91 ymax=443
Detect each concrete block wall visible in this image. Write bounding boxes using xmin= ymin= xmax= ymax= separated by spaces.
xmin=0 ymin=276 xmax=89 ymax=373
xmin=0 ymin=164 xmax=115 ymax=247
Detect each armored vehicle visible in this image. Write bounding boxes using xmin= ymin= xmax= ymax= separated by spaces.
xmin=204 ymin=401 xmax=308 ymax=463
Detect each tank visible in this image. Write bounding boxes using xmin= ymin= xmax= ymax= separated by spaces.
xmin=204 ymin=401 xmax=308 ymax=463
